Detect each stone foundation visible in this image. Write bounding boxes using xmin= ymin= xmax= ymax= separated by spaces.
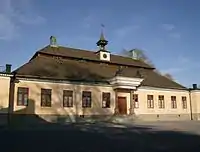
xmin=7 ymin=114 xmax=115 ymax=126
xmin=135 ymin=114 xmax=191 ymax=121
xmin=191 ymin=113 xmax=200 ymax=120
xmin=39 ymin=114 xmax=115 ymax=123
xmin=0 ymin=113 xmax=195 ymax=126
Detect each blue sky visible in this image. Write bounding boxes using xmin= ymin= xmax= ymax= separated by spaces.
xmin=0 ymin=0 xmax=200 ymax=87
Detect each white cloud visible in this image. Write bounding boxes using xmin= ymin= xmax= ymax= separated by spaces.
xmin=0 ymin=0 xmax=45 ymax=41
xmin=81 ymin=14 xmax=105 ymax=30
xmin=161 ymin=67 xmax=184 ymax=75
xmin=17 ymin=15 xmax=46 ymax=25
xmin=76 ymin=35 xmax=96 ymax=43
xmin=169 ymin=33 xmax=181 ymax=39
xmin=161 ymin=24 xmax=175 ymax=31
xmin=82 ymin=15 xmax=94 ymax=29
xmin=159 ymin=56 xmax=200 ymax=86
xmin=177 ymin=56 xmax=189 ymax=64
xmin=161 ymin=24 xmax=181 ymax=39
xmin=0 ymin=14 xmax=18 ymax=40
xmin=114 ymin=25 xmax=140 ymax=38
xmin=160 ymin=56 xmax=190 ymax=75
xmin=13 ymin=0 xmax=46 ymax=25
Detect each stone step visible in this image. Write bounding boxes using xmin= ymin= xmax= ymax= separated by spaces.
xmin=108 ymin=115 xmax=140 ymax=124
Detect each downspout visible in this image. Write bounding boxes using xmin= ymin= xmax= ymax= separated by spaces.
xmin=8 ymin=73 xmax=16 ymax=126
xmin=74 ymin=85 xmax=78 ymax=123
xmin=189 ymin=89 xmax=193 ymax=120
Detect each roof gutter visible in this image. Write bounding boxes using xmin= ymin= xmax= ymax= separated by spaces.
xmin=0 ymin=73 xmax=13 ymax=77
xmin=14 ymin=74 xmax=110 ymax=85
xmin=188 ymin=88 xmax=193 ymax=120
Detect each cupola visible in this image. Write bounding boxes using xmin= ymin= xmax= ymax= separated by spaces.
xmin=96 ymin=25 xmax=110 ymax=61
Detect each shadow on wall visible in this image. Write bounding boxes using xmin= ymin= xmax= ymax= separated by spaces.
xmin=7 ymin=82 xmax=114 ymax=125
xmin=0 ymin=99 xmax=39 ymax=126
xmin=0 ymin=96 xmax=113 ymax=126
xmin=31 ymin=82 xmax=114 ymax=122
xmin=9 ymin=99 xmax=47 ymax=126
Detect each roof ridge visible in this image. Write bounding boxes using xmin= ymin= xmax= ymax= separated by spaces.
xmin=36 ymin=45 xmax=154 ymax=69
xmin=39 ymin=45 xmax=150 ymax=61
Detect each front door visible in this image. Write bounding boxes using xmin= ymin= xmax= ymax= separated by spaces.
xmin=118 ymin=97 xmax=127 ymax=115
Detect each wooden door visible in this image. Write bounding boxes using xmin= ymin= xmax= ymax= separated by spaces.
xmin=118 ymin=97 xmax=127 ymax=115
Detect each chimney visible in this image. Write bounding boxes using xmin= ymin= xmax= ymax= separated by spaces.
xmin=6 ymin=64 xmax=11 ymax=73
xmin=50 ymin=36 xmax=58 ymax=47
xmin=192 ymin=84 xmax=197 ymax=90
xmin=129 ymin=49 xmax=138 ymax=60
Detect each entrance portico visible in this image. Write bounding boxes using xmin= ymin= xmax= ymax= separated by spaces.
xmin=109 ymin=76 xmax=144 ymax=115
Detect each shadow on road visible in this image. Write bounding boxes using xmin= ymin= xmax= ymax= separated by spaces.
xmin=0 ymin=115 xmax=200 ymax=152
xmin=0 ymin=100 xmax=200 ymax=152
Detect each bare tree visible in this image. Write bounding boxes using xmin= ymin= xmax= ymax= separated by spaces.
xmin=121 ymin=48 xmax=155 ymax=67
xmin=121 ymin=48 xmax=173 ymax=80
xmin=163 ymin=73 xmax=173 ymax=80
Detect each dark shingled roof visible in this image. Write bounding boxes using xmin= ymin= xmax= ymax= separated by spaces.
xmin=33 ymin=45 xmax=153 ymax=69
xmin=14 ymin=55 xmax=141 ymax=82
xmin=14 ymin=45 xmax=186 ymax=90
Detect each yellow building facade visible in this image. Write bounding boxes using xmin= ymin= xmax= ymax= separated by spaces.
xmin=1 ymin=36 xmax=200 ymax=124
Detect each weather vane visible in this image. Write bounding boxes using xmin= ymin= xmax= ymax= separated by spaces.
xmin=101 ymin=24 xmax=105 ymax=32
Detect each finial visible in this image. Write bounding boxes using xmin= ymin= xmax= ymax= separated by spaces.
xmin=100 ymin=24 xmax=106 ymax=40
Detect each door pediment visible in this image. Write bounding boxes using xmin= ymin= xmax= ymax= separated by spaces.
xmin=109 ymin=76 xmax=144 ymax=90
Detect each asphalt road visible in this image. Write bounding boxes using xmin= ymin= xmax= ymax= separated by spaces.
xmin=1 ymin=121 xmax=200 ymax=152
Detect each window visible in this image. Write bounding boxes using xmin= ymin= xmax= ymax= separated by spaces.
xmin=63 ymin=90 xmax=73 ymax=107
xmin=182 ymin=96 xmax=187 ymax=109
xmin=171 ymin=96 xmax=177 ymax=109
xmin=133 ymin=94 xmax=139 ymax=108
xmin=82 ymin=91 xmax=92 ymax=108
xmin=102 ymin=92 xmax=110 ymax=108
xmin=17 ymin=87 xmax=29 ymax=106
xmin=41 ymin=89 xmax=52 ymax=107
xmin=147 ymin=95 xmax=154 ymax=108
xmin=158 ymin=95 xmax=165 ymax=109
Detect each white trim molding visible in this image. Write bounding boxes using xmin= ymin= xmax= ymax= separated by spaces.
xmin=0 ymin=73 xmax=13 ymax=77
xmin=190 ymin=90 xmax=200 ymax=93
xmin=15 ymin=77 xmax=112 ymax=87
xmin=0 ymin=73 xmax=13 ymax=80
xmin=138 ymin=86 xmax=189 ymax=93
xmin=109 ymin=76 xmax=144 ymax=90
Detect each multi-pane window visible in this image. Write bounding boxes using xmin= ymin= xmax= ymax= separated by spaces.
xmin=182 ymin=96 xmax=187 ymax=109
xmin=147 ymin=95 xmax=154 ymax=108
xmin=102 ymin=92 xmax=110 ymax=108
xmin=171 ymin=96 xmax=177 ymax=109
xmin=133 ymin=94 xmax=139 ymax=108
xmin=158 ymin=95 xmax=165 ymax=109
xmin=63 ymin=90 xmax=73 ymax=107
xmin=17 ymin=87 xmax=29 ymax=106
xmin=41 ymin=89 xmax=52 ymax=107
xmin=82 ymin=91 xmax=92 ymax=108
